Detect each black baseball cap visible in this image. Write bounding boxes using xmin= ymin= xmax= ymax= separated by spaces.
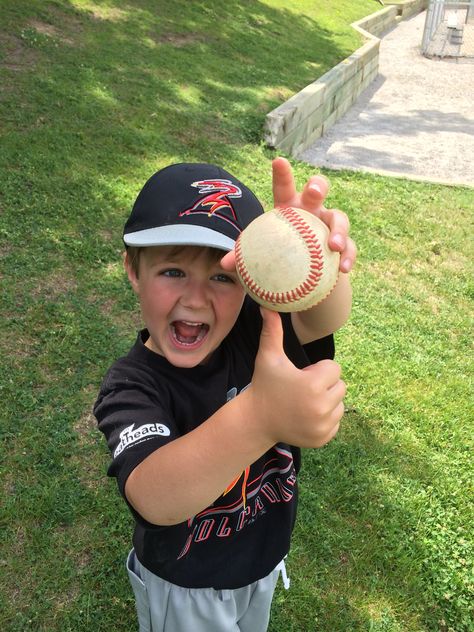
xmin=123 ymin=163 xmax=264 ymax=251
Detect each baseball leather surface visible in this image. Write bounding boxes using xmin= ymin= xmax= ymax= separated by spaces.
xmin=235 ymin=206 xmax=340 ymax=312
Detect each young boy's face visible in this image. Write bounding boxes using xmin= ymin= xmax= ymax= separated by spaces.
xmin=125 ymin=245 xmax=245 ymax=368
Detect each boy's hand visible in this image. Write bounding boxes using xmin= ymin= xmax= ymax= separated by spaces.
xmin=272 ymin=157 xmax=356 ymax=274
xmin=220 ymin=157 xmax=356 ymax=275
xmin=250 ymin=307 xmax=345 ymax=448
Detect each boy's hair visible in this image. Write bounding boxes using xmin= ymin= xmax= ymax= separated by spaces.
xmin=126 ymin=246 xmax=142 ymax=278
xmin=126 ymin=244 xmax=223 ymax=278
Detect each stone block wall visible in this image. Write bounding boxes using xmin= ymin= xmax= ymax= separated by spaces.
xmin=352 ymin=5 xmax=400 ymax=39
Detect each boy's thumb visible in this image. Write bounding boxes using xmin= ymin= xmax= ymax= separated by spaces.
xmin=258 ymin=307 xmax=285 ymax=357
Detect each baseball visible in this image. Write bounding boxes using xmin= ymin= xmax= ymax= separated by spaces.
xmin=235 ymin=206 xmax=340 ymax=312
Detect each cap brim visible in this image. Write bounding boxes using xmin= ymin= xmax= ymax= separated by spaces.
xmin=123 ymin=224 xmax=236 ymax=251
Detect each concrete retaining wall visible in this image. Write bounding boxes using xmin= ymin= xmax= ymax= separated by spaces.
xmin=352 ymin=5 xmax=400 ymax=39
xmin=264 ymin=0 xmax=428 ymax=157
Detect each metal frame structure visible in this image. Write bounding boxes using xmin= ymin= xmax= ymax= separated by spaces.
xmin=422 ymin=0 xmax=474 ymax=56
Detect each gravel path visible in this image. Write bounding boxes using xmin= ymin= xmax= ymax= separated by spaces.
xmin=300 ymin=11 xmax=474 ymax=188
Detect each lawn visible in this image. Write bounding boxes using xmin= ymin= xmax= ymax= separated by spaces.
xmin=1 ymin=1 xmax=472 ymax=631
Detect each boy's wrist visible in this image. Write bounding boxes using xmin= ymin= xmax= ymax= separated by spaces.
xmin=233 ymin=386 xmax=277 ymax=453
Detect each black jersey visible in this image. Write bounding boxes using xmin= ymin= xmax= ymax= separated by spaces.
xmin=94 ymin=297 xmax=334 ymax=589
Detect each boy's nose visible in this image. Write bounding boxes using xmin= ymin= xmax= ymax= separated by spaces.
xmin=180 ymin=280 xmax=209 ymax=309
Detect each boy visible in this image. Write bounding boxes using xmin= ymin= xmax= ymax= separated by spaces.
xmin=94 ymin=157 xmax=355 ymax=632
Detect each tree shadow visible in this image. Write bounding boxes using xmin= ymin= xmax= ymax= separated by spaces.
xmin=0 ymin=1 xmax=366 ymax=628
xmin=0 ymin=0 xmax=364 ymax=260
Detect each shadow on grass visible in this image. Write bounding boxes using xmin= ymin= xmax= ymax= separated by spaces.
xmin=0 ymin=0 xmax=356 ymax=283
xmin=1 ymin=0 xmax=344 ymax=179
xmin=0 ymin=2 xmax=360 ymax=628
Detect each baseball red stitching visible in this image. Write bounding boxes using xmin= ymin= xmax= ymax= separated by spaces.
xmin=235 ymin=207 xmax=324 ymax=305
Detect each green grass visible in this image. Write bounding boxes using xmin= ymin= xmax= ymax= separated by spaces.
xmin=1 ymin=1 xmax=472 ymax=631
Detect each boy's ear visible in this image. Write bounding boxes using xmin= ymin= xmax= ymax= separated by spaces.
xmin=123 ymin=251 xmax=140 ymax=294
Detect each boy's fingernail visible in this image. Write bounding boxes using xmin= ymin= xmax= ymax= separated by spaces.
xmin=309 ymin=183 xmax=322 ymax=195
xmin=333 ymin=234 xmax=344 ymax=249
xmin=342 ymin=258 xmax=352 ymax=271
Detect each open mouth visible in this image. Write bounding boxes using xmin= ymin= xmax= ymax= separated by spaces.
xmin=170 ymin=320 xmax=210 ymax=348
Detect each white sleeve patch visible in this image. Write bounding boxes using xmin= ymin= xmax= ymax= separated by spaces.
xmin=113 ymin=422 xmax=171 ymax=458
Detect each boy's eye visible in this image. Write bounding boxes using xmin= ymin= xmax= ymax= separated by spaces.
xmin=212 ymin=273 xmax=235 ymax=284
xmin=161 ymin=268 xmax=184 ymax=278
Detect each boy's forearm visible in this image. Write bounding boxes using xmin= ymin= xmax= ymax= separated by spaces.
xmin=125 ymin=388 xmax=274 ymax=526
xmin=291 ymin=273 xmax=352 ymax=344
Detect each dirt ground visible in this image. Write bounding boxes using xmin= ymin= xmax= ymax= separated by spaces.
xmin=300 ymin=11 xmax=474 ymax=188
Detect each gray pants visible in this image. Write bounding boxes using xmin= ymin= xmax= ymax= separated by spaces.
xmin=126 ymin=549 xmax=289 ymax=632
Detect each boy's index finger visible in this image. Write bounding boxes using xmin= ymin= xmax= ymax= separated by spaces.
xmin=272 ymin=157 xmax=297 ymax=208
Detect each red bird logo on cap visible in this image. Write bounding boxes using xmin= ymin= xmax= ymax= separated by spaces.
xmin=179 ymin=179 xmax=242 ymax=232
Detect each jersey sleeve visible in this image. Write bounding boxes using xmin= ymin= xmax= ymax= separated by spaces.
xmin=94 ymin=362 xmax=177 ymax=501
xmin=302 ymin=333 xmax=335 ymax=362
